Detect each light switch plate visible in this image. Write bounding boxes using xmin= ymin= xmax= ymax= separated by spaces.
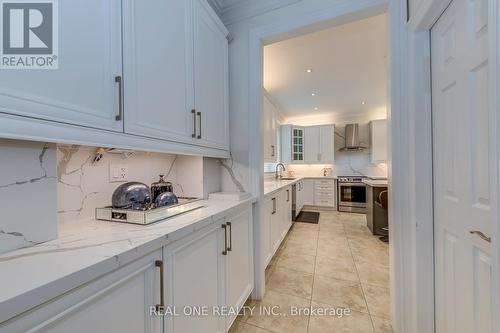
xmin=109 ymin=164 xmax=128 ymax=183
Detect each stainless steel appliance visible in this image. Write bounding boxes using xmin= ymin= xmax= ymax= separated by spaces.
xmin=337 ymin=176 xmax=367 ymax=213
xmin=339 ymin=124 xmax=367 ymax=151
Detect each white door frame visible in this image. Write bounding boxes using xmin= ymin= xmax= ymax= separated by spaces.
xmin=247 ymin=0 xmax=500 ymax=332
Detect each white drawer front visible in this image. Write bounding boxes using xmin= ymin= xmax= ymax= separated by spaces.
xmin=314 ymin=197 xmax=335 ymax=207
xmin=315 ymin=191 xmax=334 ymax=198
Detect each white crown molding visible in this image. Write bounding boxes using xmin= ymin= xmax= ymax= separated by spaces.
xmin=207 ymin=0 xmax=303 ymax=26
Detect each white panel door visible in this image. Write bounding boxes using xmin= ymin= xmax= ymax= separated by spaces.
xmin=302 ymin=179 xmax=315 ymax=206
xmin=0 ymin=0 xmax=123 ymax=132
xmin=193 ymin=0 xmax=229 ymax=150
xmin=225 ymin=208 xmax=254 ymax=330
xmin=305 ymin=126 xmax=320 ymax=163
xmin=263 ymin=196 xmax=273 ymax=266
xmin=123 ymin=0 xmax=195 ymax=144
xmin=432 ymin=0 xmax=495 ymax=332
xmin=163 ymin=222 xmax=225 ymax=333
xmin=319 ymin=125 xmax=335 ymax=163
xmin=370 ymin=120 xmax=388 ymax=162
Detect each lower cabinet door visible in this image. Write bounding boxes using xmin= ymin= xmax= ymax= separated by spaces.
xmin=163 ymin=222 xmax=226 ymax=333
xmin=263 ymin=197 xmax=274 ymax=266
xmin=0 ymin=251 xmax=163 ymax=333
xmin=225 ymin=208 xmax=254 ymax=330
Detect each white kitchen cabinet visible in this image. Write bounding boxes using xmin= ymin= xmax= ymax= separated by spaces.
xmin=163 ymin=221 xmax=226 ymax=333
xmin=0 ymin=0 xmax=123 ymax=132
xmin=163 ymin=205 xmax=254 ymax=333
xmin=264 ymin=186 xmax=292 ymax=268
xmin=263 ymin=197 xmax=273 ymax=266
xmin=123 ymin=0 xmax=195 ymax=144
xmin=0 ymin=0 xmax=230 ymax=157
xmin=305 ymin=126 xmax=320 ymax=163
xmin=304 ymin=125 xmax=335 ymax=164
xmin=296 ymin=180 xmax=305 ymax=214
xmin=263 ymin=94 xmax=278 ymax=163
xmin=314 ymin=179 xmax=336 ymax=208
xmin=225 ymin=208 xmax=254 ymax=330
xmin=0 ymin=251 xmax=163 ymax=333
xmin=302 ymin=179 xmax=315 ymax=206
xmin=319 ymin=125 xmax=335 ymax=163
xmin=370 ymin=119 xmax=388 ymax=162
xmin=281 ymin=125 xmax=305 ymax=164
xmin=282 ymin=125 xmax=334 ymax=164
xmin=193 ymin=0 xmax=229 ymax=150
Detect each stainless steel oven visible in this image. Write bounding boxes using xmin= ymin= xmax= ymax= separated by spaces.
xmin=337 ymin=176 xmax=367 ymax=213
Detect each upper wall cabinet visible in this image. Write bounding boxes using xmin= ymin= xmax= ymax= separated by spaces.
xmin=193 ymin=0 xmax=229 ymax=150
xmin=370 ymin=119 xmax=388 ymax=163
xmin=0 ymin=0 xmax=123 ymax=132
xmin=123 ymin=0 xmax=195 ymax=144
xmin=282 ymin=124 xmax=334 ymax=164
xmin=281 ymin=125 xmax=305 ymax=164
xmin=0 ymin=0 xmax=229 ymax=157
xmin=263 ymin=94 xmax=278 ymax=163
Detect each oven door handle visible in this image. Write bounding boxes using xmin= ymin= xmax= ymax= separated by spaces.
xmin=340 ymin=183 xmax=366 ymax=187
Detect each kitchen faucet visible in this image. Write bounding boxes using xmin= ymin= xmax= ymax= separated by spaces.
xmin=275 ymin=163 xmax=286 ymax=180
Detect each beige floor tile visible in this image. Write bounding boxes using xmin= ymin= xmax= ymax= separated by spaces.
xmin=267 ymin=266 xmax=314 ymax=299
xmin=245 ymin=290 xmax=310 ymax=333
xmin=308 ymin=302 xmax=374 ymax=333
xmin=265 ymin=265 xmax=276 ymax=284
xmin=229 ymin=321 xmax=275 ymax=333
xmin=371 ymin=316 xmax=394 ymax=333
xmin=312 ymin=275 xmax=368 ymax=313
xmin=351 ymin=247 xmax=389 ymax=267
xmin=316 ymin=239 xmax=351 ymax=259
xmin=292 ymin=222 xmax=319 ymax=231
xmin=281 ymin=238 xmax=318 ymax=256
xmin=276 ymin=252 xmax=316 ymax=274
xmin=315 ymin=255 xmax=359 ymax=282
xmin=362 ymin=284 xmax=391 ymax=319
xmin=355 ymin=259 xmax=390 ymax=288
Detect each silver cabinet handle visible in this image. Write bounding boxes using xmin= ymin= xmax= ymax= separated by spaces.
xmin=287 ymin=189 xmax=290 ymax=202
xmin=271 ymin=145 xmax=275 ymax=157
xmin=197 ymin=111 xmax=202 ymax=139
xmin=115 ymin=76 xmax=123 ymax=121
xmin=222 ymin=224 xmax=228 ymax=255
xmin=191 ymin=109 xmax=196 ymax=138
xmin=155 ymin=260 xmax=165 ymax=313
xmin=227 ymin=222 xmax=232 ymax=252
xmin=272 ymin=198 xmax=276 ymax=214
xmin=470 ymin=230 xmax=491 ymax=243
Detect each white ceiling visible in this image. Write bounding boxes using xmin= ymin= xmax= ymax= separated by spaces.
xmin=263 ymin=14 xmax=388 ymax=119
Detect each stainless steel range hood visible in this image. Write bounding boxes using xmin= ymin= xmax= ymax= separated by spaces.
xmin=339 ymin=124 xmax=366 ymax=151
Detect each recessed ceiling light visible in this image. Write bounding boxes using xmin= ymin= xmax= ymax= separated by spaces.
xmin=314 ymin=107 xmax=319 ymax=110
xmin=311 ymin=93 xmax=316 ymax=96
xmin=361 ymin=101 xmax=366 ymax=105
xmin=306 ymin=69 xmax=312 ymax=73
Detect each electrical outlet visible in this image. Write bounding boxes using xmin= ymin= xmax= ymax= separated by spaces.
xmin=109 ymin=164 xmax=128 ymax=183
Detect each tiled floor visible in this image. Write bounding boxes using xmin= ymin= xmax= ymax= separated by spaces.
xmin=230 ymin=210 xmax=392 ymax=333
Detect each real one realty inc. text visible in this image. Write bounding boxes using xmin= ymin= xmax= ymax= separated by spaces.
xmin=150 ymin=305 xmax=352 ymax=318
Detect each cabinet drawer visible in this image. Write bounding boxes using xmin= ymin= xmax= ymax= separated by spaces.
xmin=315 ymin=191 xmax=334 ymax=198
xmin=314 ymin=197 xmax=335 ymax=207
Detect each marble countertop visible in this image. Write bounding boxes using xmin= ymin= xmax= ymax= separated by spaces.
xmin=264 ymin=176 xmax=337 ymax=197
xmin=0 ymin=197 xmax=255 ymax=323
xmin=363 ymin=178 xmax=389 ymax=187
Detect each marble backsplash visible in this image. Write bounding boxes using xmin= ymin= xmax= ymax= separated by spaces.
xmin=57 ymin=146 xmax=182 ymax=224
xmin=0 ymin=140 xmax=57 ymax=254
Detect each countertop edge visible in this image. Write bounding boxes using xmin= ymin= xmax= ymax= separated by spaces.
xmin=0 ymin=198 xmax=256 ymax=324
